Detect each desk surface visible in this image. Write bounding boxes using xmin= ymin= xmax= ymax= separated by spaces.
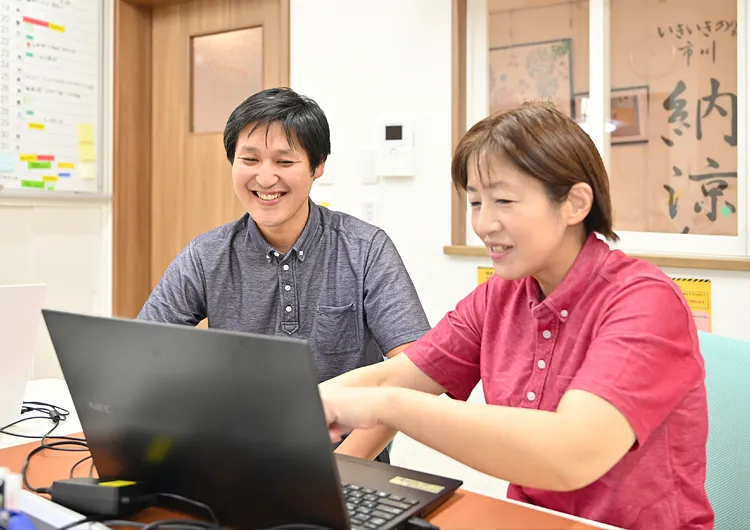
xmin=0 ymin=438 xmax=616 ymax=530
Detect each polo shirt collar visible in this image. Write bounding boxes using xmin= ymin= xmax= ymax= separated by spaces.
xmin=246 ymin=198 xmax=322 ymax=262
xmin=525 ymin=233 xmax=610 ymax=320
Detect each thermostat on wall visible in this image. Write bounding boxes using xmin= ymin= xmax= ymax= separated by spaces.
xmin=375 ymin=121 xmax=414 ymax=178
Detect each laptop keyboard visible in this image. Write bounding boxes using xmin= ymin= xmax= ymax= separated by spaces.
xmin=341 ymin=482 xmax=419 ymax=529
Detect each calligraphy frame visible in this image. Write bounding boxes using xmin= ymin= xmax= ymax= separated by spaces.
xmin=447 ymin=0 xmax=750 ymax=269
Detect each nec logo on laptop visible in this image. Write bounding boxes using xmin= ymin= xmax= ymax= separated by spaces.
xmin=89 ymin=401 xmax=114 ymax=414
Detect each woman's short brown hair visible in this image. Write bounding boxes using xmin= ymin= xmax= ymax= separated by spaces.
xmin=452 ymin=102 xmax=618 ymax=241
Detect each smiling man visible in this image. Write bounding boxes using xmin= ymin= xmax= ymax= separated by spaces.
xmin=137 ymin=87 xmax=430 ymax=462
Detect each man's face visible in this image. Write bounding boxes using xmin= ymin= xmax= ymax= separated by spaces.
xmin=231 ymin=121 xmax=324 ymax=236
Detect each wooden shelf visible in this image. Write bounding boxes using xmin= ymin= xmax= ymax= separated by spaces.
xmin=443 ymin=245 xmax=750 ymax=272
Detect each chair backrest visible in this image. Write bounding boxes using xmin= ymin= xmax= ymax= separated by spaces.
xmin=699 ymin=330 xmax=750 ymax=529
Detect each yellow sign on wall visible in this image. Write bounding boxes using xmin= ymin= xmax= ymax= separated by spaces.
xmin=672 ymin=277 xmax=711 ymax=332
xmin=478 ymin=266 xmax=494 ymax=284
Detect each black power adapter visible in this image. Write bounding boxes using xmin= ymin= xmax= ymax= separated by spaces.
xmin=48 ymin=477 xmax=153 ymax=517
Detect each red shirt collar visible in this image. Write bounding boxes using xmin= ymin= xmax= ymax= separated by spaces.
xmin=525 ymin=233 xmax=610 ymax=320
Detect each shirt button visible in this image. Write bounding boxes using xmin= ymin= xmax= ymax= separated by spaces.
xmin=284 ymin=285 xmax=291 ymax=291
xmin=285 ymin=305 xmax=292 ymax=313
xmin=274 ymin=251 xmax=280 ymax=257
xmin=542 ymin=330 xmax=552 ymax=339
xmin=527 ymin=391 xmax=536 ymax=402
xmin=283 ymin=264 xmax=289 ymax=271
xmin=537 ymin=359 xmax=546 ymax=369
xmin=299 ymin=250 xmax=304 ymax=256
xmin=561 ymin=309 xmax=569 ymax=318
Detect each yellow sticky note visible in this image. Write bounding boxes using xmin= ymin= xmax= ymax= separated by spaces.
xmin=20 ymin=154 xmax=36 ymax=161
xmin=78 ymin=123 xmax=95 ymax=144
xmin=58 ymin=162 xmax=75 ymax=169
xmin=79 ymin=144 xmax=96 ymax=162
xmin=80 ymin=162 xmax=96 ymax=180
xmin=28 ymin=122 xmax=44 ymax=130
xmin=42 ymin=175 xmax=58 ymax=182
xmin=49 ymin=23 xmax=65 ymax=33
xmin=478 ymin=266 xmax=493 ymax=285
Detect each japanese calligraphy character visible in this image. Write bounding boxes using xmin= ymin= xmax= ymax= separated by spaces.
xmin=696 ymin=77 xmax=737 ymax=147
xmin=675 ymin=23 xmax=685 ymax=39
xmin=663 ymin=184 xmax=679 ymax=219
xmin=699 ymin=40 xmax=716 ymax=63
xmin=715 ymin=20 xmax=737 ymax=36
xmin=698 ymin=20 xmax=712 ymax=37
xmin=657 ymin=26 xmax=665 ymax=38
xmin=678 ymin=41 xmax=694 ymax=66
xmin=661 ymin=80 xmax=690 ymax=146
xmin=689 ymin=159 xmax=737 ymax=222
xmin=694 ymin=179 xmax=735 ymax=221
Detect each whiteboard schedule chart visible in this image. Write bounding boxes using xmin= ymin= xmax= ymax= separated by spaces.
xmin=375 ymin=121 xmax=415 ymax=178
xmin=0 ymin=0 xmax=102 ymax=196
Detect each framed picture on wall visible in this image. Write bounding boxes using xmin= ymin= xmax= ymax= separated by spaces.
xmin=488 ymin=38 xmax=575 ymax=117
xmin=574 ymin=85 xmax=649 ymax=145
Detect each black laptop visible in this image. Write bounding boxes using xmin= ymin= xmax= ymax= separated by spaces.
xmin=42 ymin=310 xmax=462 ymax=530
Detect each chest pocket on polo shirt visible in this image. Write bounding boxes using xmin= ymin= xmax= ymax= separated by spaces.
xmin=312 ymin=303 xmax=359 ymax=355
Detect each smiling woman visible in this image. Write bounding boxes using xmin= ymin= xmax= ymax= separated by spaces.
xmin=319 ymin=102 xmax=714 ymax=530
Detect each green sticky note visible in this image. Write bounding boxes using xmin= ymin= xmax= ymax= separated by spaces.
xmin=21 ymin=180 xmax=44 ymax=188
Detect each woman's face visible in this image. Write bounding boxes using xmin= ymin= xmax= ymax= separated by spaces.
xmin=467 ymin=153 xmax=591 ymax=295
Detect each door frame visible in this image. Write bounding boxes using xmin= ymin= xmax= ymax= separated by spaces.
xmin=112 ymin=0 xmax=290 ymax=318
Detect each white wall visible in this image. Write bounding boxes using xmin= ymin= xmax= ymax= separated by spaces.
xmin=290 ymin=0 xmax=510 ymax=499
xmin=0 ymin=200 xmax=112 ymax=379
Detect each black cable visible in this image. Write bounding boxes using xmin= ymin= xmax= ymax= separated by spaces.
xmin=141 ymin=520 xmax=220 ymax=530
xmin=1 ymin=400 xmax=85 ymax=446
xmin=69 ymin=455 xmax=93 ymax=478
xmin=22 ymin=439 xmax=89 ymax=494
xmin=152 ymin=493 xmax=219 ymax=529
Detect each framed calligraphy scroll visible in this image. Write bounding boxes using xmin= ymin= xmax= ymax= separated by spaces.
xmin=608 ymin=0 xmax=739 ymax=241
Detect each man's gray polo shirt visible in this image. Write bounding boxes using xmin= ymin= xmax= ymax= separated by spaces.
xmin=138 ymin=200 xmax=431 ymax=383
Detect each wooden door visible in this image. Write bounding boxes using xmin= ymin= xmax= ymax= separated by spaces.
xmin=150 ymin=0 xmax=288 ymax=288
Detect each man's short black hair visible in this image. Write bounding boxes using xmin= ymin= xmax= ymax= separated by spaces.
xmin=223 ymin=87 xmax=331 ymax=169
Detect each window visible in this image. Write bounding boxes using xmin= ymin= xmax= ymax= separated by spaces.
xmin=450 ymin=0 xmax=749 ymax=268
xmin=191 ymin=27 xmax=263 ymax=134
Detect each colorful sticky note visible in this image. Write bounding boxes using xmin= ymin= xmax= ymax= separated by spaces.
xmin=28 ymin=122 xmax=44 ymax=130
xmin=21 ymin=179 xmax=44 ymax=188
xmin=58 ymin=162 xmax=75 ymax=169
xmin=77 ymin=123 xmax=95 ymax=144
xmin=20 ymin=154 xmax=36 ymax=161
xmin=478 ymin=266 xmax=493 ymax=284
xmin=78 ymin=144 xmax=96 ymax=162
xmin=0 ymin=152 xmax=15 ymax=173
xmin=80 ymin=162 xmax=96 ymax=180
xmin=42 ymin=175 xmax=57 ymax=182
xmin=49 ymin=23 xmax=65 ymax=33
